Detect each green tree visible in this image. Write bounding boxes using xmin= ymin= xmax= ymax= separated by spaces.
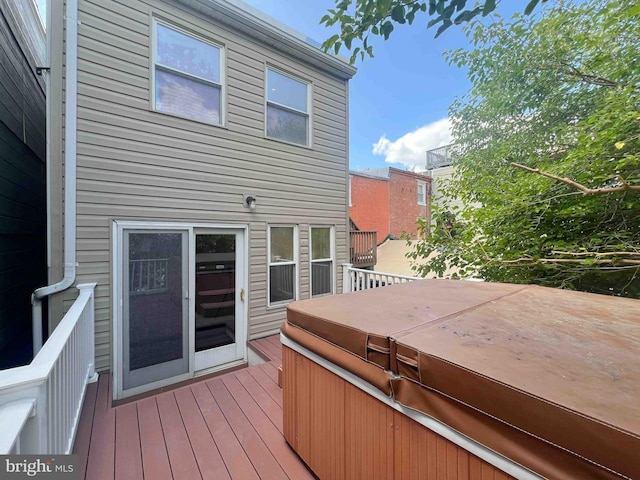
xmin=408 ymin=0 xmax=640 ymax=298
xmin=320 ymin=0 xmax=550 ymax=63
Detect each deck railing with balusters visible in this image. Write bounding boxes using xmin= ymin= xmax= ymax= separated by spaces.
xmin=342 ymin=264 xmax=421 ymax=293
xmin=349 ymin=230 xmax=377 ymax=268
xmin=0 ymin=283 xmax=97 ymax=454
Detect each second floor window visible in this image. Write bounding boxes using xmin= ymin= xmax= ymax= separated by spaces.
xmin=417 ymin=180 xmax=427 ymax=206
xmin=266 ymin=68 xmax=310 ymax=146
xmin=153 ymin=21 xmax=223 ymax=125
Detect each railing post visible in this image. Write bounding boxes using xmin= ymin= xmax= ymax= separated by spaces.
xmin=342 ymin=263 xmax=353 ymax=293
xmin=76 ymin=283 xmax=98 ymax=383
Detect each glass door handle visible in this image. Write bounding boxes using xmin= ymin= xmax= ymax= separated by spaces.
xmin=240 ymin=288 xmax=245 ymax=302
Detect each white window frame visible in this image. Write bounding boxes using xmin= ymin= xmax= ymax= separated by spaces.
xmin=265 ymin=66 xmax=312 ymax=147
xmin=267 ymin=225 xmax=299 ymax=307
xmin=151 ymin=19 xmax=226 ymax=126
xmin=309 ymin=226 xmax=335 ymax=298
xmin=417 ymin=180 xmax=427 ymax=206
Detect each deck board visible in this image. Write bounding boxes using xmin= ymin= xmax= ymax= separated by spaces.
xmin=207 ymin=376 xmax=289 ymax=480
xmin=74 ymin=377 xmax=98 ymax=480
xmin=234 ymin=369 xmax=284 ymax=433
xmin=156 ymin=392 xmax=203 ymax=480
xmin=246 ymin=363 xmax=284 ymax=408
xmin=73 ymin=335 xmax=307 ymax=480
xmin=249 ymin=335 xmax=282 ymax=363
xmin=259 ymin=361 xmax=280 ymax=384
xmin=174 ymin=387 xmax=230 ymax=480
xmin=137 ymin=397 xmax=173 ymax=480
xmin=191 ymin=382 xmax=260 ymax=480
xmin=255 ymin=337 xmax=283 ymax=362
xmin=114 ymin=402 xmax=143 ymax=480
xmin=265 ymin=334 xmax=283 ymax=352
xmin=220 ymin=375 xmax=315 ymax=480
xmin=85 ymin=374 xmax=115 ymax=480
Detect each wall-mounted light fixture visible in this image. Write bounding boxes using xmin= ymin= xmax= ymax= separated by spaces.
xmin=243 ymin=193 xmax=257 ymax=210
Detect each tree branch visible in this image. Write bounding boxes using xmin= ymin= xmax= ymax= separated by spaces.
xmin=499 ymin=257 xmax=640 ymax=266
xmin=510 ymin=163 xmax=640 ymax=194
xmin=559 ymin=61 xmax=626 ymax=88
xmin=551 ymin=251 xmax=640 ymax=257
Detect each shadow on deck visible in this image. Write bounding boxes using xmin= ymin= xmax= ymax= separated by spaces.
xmin=72 ymin=335 xmax=314 ymax=480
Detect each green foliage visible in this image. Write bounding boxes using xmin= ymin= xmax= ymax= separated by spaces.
xmin=320 ymin=0 xmax=549 ymax=63
xmin=411 ymin=0 xmax=640 ymax=298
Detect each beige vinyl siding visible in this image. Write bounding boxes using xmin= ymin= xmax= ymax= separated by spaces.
xmin=61 ymin=0 xmax=350 ymax=372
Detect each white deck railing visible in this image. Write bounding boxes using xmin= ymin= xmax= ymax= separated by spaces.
xmin=0 ymin=283 xmax=98 ymax=454
xmin=342 ymin=264 xmax=421 ymax=293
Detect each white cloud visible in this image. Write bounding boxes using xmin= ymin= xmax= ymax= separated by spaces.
xmin=372 ymin=118 xmax=452 ymax=171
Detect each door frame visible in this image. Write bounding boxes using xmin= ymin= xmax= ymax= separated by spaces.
xmin=112 ymin=221 xmax=249 ymax=400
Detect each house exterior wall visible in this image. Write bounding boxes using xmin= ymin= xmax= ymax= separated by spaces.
xmin=389 ymin=170 xmax=429 ymax=239
xmin=430 ymin=165 xmax=465 ymax=213
xmin=349 ymin=174 xmax=389 ymax=240
xmin=349 ymin=168 xmax=430 ymax=242
xmin=0 ymin=0 xmax=46 ymax=367
xmin=51 ymin=0 xmax=352 ymax=372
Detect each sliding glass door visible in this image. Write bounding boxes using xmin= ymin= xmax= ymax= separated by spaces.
xmin=122 ymin=230 xmax=190 ymax=393
xmin=116 ymin=223 xmax=247 ymax=399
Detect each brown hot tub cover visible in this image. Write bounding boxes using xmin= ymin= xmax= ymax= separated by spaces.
xmin=284 ymin=280 xmax=640 ymax=479
xmin=286 ymin=280 xmax=525 ymax=370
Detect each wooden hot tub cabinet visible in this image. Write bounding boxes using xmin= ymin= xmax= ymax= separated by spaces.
xmin=281 ymin=280 xmax=640 ymax=480
xmin=282 ymin=339 xmax=519 ymax=480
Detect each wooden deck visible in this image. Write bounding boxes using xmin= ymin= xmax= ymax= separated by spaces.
xmin=73 ymin=335 xmax=315 ymax=480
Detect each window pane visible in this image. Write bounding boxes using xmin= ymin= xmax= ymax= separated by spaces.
xmin=267 ymin=69 xmax=307 ymax=112
xmin=311 ymin=228 xmax=330 ymax=260
xmin=128 ymin=233 xmax=184 ymax=371
xmin=156 ymin=23 xmax=220 ymax=83
xmin=266 ymin=104 xmax=307 ymax=145
xmin=270 ymin=227 xmax=294 ymax=263
xmin=270 ymin=264 xmax=295 ymax=303
xmin=312 ymin=261 xmax=332 ymax=296
xmin=195 ymin=234 xmax=236 ymax=352
xmin=156 ymin=70 xmax=221 ymax=124
xmin=417 ymin=182 xmax=426 ymax=204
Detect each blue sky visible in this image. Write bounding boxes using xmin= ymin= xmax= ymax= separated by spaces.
xmin=35 ymin=0 xmax=531 ymax=171
xmin=242 ymin=0 xmax=532 ymax=172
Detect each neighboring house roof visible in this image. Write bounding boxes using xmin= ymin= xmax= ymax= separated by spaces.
xmin=350 ymin=167 xmax=430 ymax=181
xmin=356 ymin=167 xmax=391 ymax=179
xmin=176 ymin=0 xmax=357 ymax=80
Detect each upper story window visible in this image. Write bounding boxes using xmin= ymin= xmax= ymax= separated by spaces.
xmin=417 ymin=180 xmax=427 ymax=206
xmin=266 ymin=68 xmax=310 ymax=146
xmin=153 ymin=21 xmax=224 ymax=125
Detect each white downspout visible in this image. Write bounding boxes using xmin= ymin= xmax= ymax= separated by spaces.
xmin=32 ymin=0 xmax=79 ymax=355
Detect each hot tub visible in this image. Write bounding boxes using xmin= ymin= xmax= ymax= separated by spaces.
xmin=281 ymin=280 xmax=640 ymax=480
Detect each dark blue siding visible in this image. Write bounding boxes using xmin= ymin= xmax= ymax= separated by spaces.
xmin=0 ymin=7 xmax=46 ymax=368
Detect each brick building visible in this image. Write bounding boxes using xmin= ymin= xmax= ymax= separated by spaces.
xmin=349 ymin=167 xmax=431 ymax=241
